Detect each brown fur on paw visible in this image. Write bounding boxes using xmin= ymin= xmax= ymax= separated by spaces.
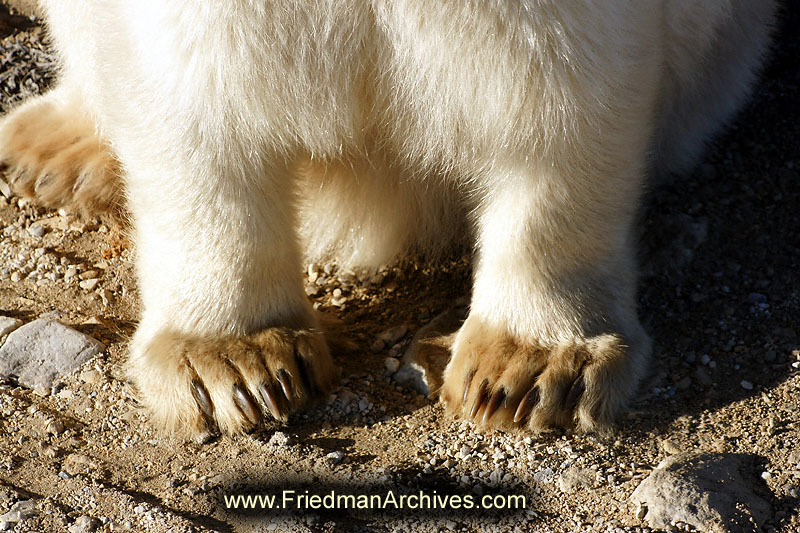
xmin=0 ymin=94 xmax=124 ymax=223
xmin=440 ymin=316 xmax=639 ymax=433
xmin=127 ymin=328 xmax=337 ymax=437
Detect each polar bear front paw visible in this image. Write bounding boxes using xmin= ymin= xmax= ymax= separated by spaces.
xmin=440 ymin=316 xmax=645 ymax=433
xmin=128 ymin=328 xmax=337 ymax=438
xmin=0 ymin=91 xmax=123 ymax=220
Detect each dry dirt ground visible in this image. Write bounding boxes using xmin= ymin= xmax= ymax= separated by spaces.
xmin=0 ymin=3 xmax=799 ymax=532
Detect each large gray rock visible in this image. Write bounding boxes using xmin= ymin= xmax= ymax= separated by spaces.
xmin=631 ymin=452 xmax=772 ymax=533
xmin=0 ymin=319 xmax=105 ymax=389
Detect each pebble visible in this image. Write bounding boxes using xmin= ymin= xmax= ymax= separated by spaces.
xmin=557 ymin=467 xmax=595 ymax=493
xmin=740 ymin=380 xmax=754 ymax=390
xmin=78 ymin=269 xmax=99 ymax=280
xmin=44 ymin=417 xmax=65 ymax=436
xmin=370 ymin=339 xmax=385 ymax=353
xmin=533 ymin=468 xmax=555 ymax=483
xmin=0 ymin=500 xmax=37 ymax=524
xmin=747 ymin=293 xmax=767 ymax=304
xmin=326 ymin=451 xmax=345 ymax=465
xmin=693 ymin=368 xmax=713 ymax=387
xmin=384 ymin=357 xmax=400 ymax=374
xmin=305 ymin=285 xmax=320 ymax=297
xmin=27 ymin=225 xmax=44 ymax=238
xmin=267 ymin=431 xmax=293 ymax=448
xmin=0 ymin=319 xmax=105 ymax=389
xmin=337 ymin=389 xmax=357 ymax=408
xmin=660 ymin=439 xmax=682 ymax=455
xmin=79 ymin=368 xmax=102 ymax=385
xmin=98 ymin=289 xmax=111 ymax=306
xmin=79 ymin=278 xmax=99 ymax=290
xmin=379 ymin=325 xmax=408 ymax=345
xmin=69 ymin=515 xmax=100 ymax=533
xmin=0 ymin=317 xmax=23 ymax=338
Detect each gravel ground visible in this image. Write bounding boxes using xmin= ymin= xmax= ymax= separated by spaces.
xmin=0 ymin=3 xmax=798 ymax=532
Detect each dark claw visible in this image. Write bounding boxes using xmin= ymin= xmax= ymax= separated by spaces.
xmin=469 ymin=379 xmax=490 ymax=420
xmin=277 ymin=369 xmax=294 ymax=403
xmin=34 ymin=174 xmax=52 ymax=192
xmin=565 ymin=375 xmax=585 ymax=412
xmin=296 ymin=355 xmax=319 ymax=397
xmin=513 ymin=386 xmax=540 ymax=424
xmin=72 ymin=174 xmax=85 ymax=193
xmin=259 ymin=381 xmax=283 ymax=420
xmin=462 ymin=369 xmax=475 ymax=406
xmin=232 ymin=383 xmax=260 ymax=425
xmin=191 ymin=379 xmax=215 ymax=421
xmin=482 ymin=388 xmax=506 ymax=424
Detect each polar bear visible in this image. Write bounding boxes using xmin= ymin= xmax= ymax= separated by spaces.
xmin=0 ymin=1 xmax=776 ymax=437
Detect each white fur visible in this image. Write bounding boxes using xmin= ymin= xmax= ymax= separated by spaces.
xmin=11 ymin=0 xmax=775 ymax=432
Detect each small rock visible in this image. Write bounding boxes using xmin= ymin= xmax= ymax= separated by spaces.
xmin=379 ymin=325 xmax=408 ymax=345
xmin=0 ymin=500 xmax=37 ymax=523
xmin=79 ymin=278 xmax=99 ymax=290
xmin=0 ymin=317 xmax=23 ymax=338
xmin=337 ymin=388 xmax=357 ymax=408
xmin=747 ymin=293 xmax=767 ymax=304
xmin=267 ymin=431 xmax=293 ymax=448
xmin=694 ymin=368 xmax=713 ymax=387
xmin=0 ymin=319 xmax=105 ymax=389
xmin=384 ymin=357 xmax=400 ymax=374
xmin=635 ymin=502 xmax=647 ymax=521
xmin=533 ymin=468 xmax=555 ymax=483
xmin=630 ymin=452 xmax=772 ymax=532
xmin=740 ymin=380 xmax=754 ymax=391
xmin=27 ymin=225 xmax=45 ymax=238
xmin=69 ymin=515 xmax=100 ymax=533
xmin=661 ymin=439 xmax=682 ymax=455
xmin=79 ymin=368 xmax=102 ymax=385
xmin=78 ymin=270 xmax=99 ymax=280
xmin=304 ymin=285 xmax=320 ymax=297
xmin=370 ymin=339 xmax=385 ymax=354
xmin=97 ymin=289 xmax=112 ymax=307
xmin=557 ymin=467 xmax=595 ymax=493
xmin=44 ymin=417 xmax=65 ymax=436
xmin=326 ymin=451 xmax=345 ymax=465
xmin=62 ymin=454 xmax=99 ymax=476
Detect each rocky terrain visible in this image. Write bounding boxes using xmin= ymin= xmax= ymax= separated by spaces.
xmin=0 ymin=2 xmax=798 ymax=532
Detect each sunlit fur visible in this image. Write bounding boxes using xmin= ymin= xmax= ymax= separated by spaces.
xmin=0 ymin=0 xmax=776 ymax=436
